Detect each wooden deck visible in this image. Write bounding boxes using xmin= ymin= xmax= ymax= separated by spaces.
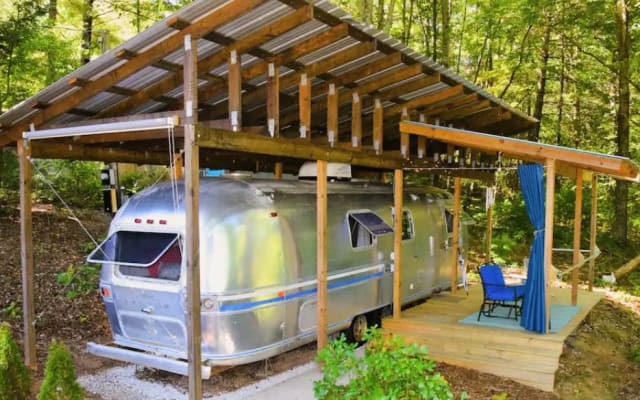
xmin=382 ymin=285 xmax=603 ymax=392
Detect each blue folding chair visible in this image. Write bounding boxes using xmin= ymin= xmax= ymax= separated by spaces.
xmin=478 ymin=263 xmax=526 ymax=321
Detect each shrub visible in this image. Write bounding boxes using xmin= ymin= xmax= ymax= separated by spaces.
xmin=38 ymin=340 xmax=84 ymax=400
xmin=0 ymin=323 xmax=31 ymax=400
xmin=631 ymin=345 xmax=640 ymax=365
xmin=314 ymin=327 xmax=456 ymax=400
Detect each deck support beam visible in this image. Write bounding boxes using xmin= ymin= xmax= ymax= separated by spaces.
xmin=393 ymin=169 xmax=403 ymax=318
xmin=18 ymin=138 xmax=36 ymax=370
xmin=316 ymin=159 xmax=328 ymax=350
xmin=544 ymin=158 xmax=556 ymax=334
xmin=572 ymin=169 xmax=583 ymax=305
xmin=589 ymin=175 xmax=598 ymax=291
xmin=184 ymin=34 xmax=202 ymax=400
xmin=485 ymin=187 xmax=493 ymax=263
xmin=451 ymin=177 xmax=461 ymax=293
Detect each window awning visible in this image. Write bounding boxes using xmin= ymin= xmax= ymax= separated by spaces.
xmin=350 ymin=212 xmax=394 ymax=235
xmin=88 ymin=231 xmax=179 ymax=267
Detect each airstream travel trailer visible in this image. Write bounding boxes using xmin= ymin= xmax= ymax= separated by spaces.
xmin=87 ymin=164 xmax=467 ymax=377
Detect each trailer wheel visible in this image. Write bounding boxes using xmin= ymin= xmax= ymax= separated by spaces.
xmin=347 ymin=314 xmax=368 ymax=343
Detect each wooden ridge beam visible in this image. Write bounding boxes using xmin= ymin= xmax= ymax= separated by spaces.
xmin=0 ymin=0 xmax=267 ymax=147
xmin=196 ymin=125 xmax=403 ymax=169
xmin=97 ymin=5 xmax=312 ymax=119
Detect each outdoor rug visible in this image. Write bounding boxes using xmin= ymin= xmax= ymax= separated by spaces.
xmin=458 ymin=304 xmax=580 ymax=333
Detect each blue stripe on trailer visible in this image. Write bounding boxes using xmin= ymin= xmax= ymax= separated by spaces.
xmin=219 ymin=271 xmax=385 ymax=312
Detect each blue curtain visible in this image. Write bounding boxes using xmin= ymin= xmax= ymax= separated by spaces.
xmin=518 ymin=164 xmax=547 ymax=333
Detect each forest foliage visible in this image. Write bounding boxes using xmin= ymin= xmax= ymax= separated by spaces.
xmin=0 ymin=0 xmax=638 ymax=258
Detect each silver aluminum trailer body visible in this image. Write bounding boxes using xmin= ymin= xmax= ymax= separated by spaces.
xmin=88 ymin=177 xmax=466 ymax=372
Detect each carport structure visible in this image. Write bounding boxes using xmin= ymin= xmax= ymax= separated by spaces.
xmin=1 ymin=0 xmax=638 ymax=398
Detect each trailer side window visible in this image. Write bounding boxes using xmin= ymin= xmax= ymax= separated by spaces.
xmin=347 ymin=211 xmax=393 ymax=249
xmin=391 ymin=208 xmax=415 ymax=240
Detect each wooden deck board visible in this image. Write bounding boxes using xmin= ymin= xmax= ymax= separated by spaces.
xmin=382 ymin=285 xmax=603 ymax=392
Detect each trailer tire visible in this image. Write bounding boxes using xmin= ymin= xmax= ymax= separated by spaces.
xmin=346 ymin=314 xmax=368 ymax=343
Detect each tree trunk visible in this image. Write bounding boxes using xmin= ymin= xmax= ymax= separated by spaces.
xmin=613 ymin=0 xmax=630 ymax=244
xmin=432 ymin=0 xmax=438 ymax=61
xmin=456 ymin=0 xmax=468 ymax=73
xmin=81 ymin=0 xmax=95 ymax=65
xmin=440 ymin=0 xmax=450 ymax=66
xmin=530 ymin=19 xmax=551 ymax=142
xmin=46 ymin=0 xmax=58 ymax=84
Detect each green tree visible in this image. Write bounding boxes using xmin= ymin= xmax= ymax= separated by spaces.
xmin=0 ymin=324 xmax=31 ymax=400
xmin=38 ymin=340 xmax=83 ymax=400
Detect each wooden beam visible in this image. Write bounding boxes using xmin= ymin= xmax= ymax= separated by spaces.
xmin=18 ymin=139 xmax=36 ymax=370
xmin=351 ymin=90 xmax=361 ymax=148
xmin=451 ymin=177 xmax=461 ymax=293
xmin=0 ymin=0 xmax=267 ymax=146
xmin=399 ymin=121 xmax=640 ymax=181
xmin=373 ymin=97 xmax=383 ymax=154
xmin=326 ymin=83 xmax=338 ymax=146
xmin=439 ymin=100 xmax=491 ymax=122
xmin=384 ymin=85 xmax=464 ymax=118
xmin=393 ymin=169 xmax=403 ymax=318
xmin=173 ymin=152 xmax=184 ymax=180
xmin=31 ymin=142 xmax=170 ymax=164
xmin=299 ymin=73 xmax=311 ymax=139
xmin=183 ymin=34 xmax=202 ymax=400
xmin=196 ymin=126 xmax=403 ymax=169
xmin=228 ymin=49 xmax=242 ymax=131
xmin=544 ymin=158 xmax=556 ymax=334
xmin=589 ymin=175 xmax=598 ymax=291
xmin=486 ymin=187 xmax=493 ymax=262
xmin=274 ymin=162 xmax=283 ymax=180
xmin=316 ymin=159 xmax=328 ymax=350
xmin=417 ymin=113 xmax=427 ymax=159
xmin=421 ymin=93 xmax=479 ymax=118
xmin=572 ymin=169 xmax=583 ymax=305
xmin=266 ymin=61 xmax=280 ymax=137
xmin=69 ymin=128 xmax=184 ymax=144
xmin=464 ymin=108 xmax=511 ymax=129
xmin=400 ymin=107 xmax=409 ymax=158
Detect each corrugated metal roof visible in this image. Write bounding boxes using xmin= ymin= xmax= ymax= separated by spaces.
xmin=0 ymin=0 xmax=538 ymax=152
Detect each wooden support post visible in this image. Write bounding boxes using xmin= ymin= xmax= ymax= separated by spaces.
xmin=571 ymin=170 xmax=583 ymax=305
xmin=485 ymin=187 xmax=493 ymax=263
xmin=589 ymin=175 xmax=598 ymax=291
xmin=184 ymin=34 xmax=202 ymax=400
xmin=417 ymin=113 xmax=426 ymax=159
xmin=18 ymin=139 xmax=36 ymax=370
xmin=266 ymin=61 xmax=279 ymax=138
xmin=299 ymin=73 xmax=311 ymax=139
xmin=351 ymin=91 xmax=361 ymax=148
xmin=327 ymin=83 xmax=338 ymax=146
xmin=451 ymin=177 xmax=461 ymax=293
xmin=316 ymin=159 xmax=328 ymax=350
xmin=373 ymin=97 xmax=383 ymax=154
xmin=228 ymin=48 xmax=241 ymax=132
xmin=393 ymin=169 xmax=403 ymax=318
xmin=544 ymin=159 xmax=556 ymax=334
xmin=173 ymin=152 xmax=184 ymax=180
xmin=400 ymin=107 xmax=409 ymax=158
xmin=274 ymin=162 xmax=283 ymax=180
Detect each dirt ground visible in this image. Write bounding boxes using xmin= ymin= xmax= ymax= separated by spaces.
xmin=1 ymin=202 xmax=639 ymax=399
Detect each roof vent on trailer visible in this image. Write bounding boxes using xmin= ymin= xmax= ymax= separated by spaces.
xmin=298 ymin=161 xmax=352 ymax=181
